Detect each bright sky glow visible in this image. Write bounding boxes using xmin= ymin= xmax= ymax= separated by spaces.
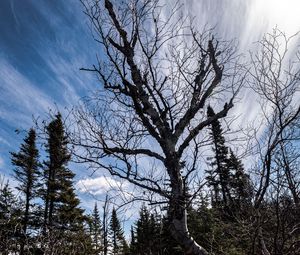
xmin=255 ymin=0 xmax=300 ymax=33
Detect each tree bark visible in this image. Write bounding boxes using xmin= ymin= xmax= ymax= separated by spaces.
xmin=166 ymin=157 xmax=208 ymax=255
xmin=169 ymin=209 xmax=208 ymax=255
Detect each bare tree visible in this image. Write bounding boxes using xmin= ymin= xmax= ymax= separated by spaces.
xmin=73 ymin=1 xmax=244 ymax=254
xmin=248 ymin=28 xmax=300 ymax=255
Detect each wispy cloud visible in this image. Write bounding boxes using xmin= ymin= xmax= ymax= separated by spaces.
xmin=0 ymin=155 xmax=4 ymax=168
xmin=0 ymin=136 xmax=11 ymax=147
xmin=0 ymin=58 xmax=57 ymax=127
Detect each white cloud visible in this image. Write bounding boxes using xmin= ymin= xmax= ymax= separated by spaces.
xmin=76 ymin=176 xmax=128 ymax=195
xmin=238 ymin=0 xmax=300 ymax=51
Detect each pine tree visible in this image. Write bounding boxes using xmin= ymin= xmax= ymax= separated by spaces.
xmin=109 ymin=208 xmax=127 ymax=255
xmin=206 ymin=106 xmax=232 ymax=208
xmin=43 ymin=113 xmax=70 ymax=231
xmin=56 ymin=181 xmax=85 ymax=230
xmin=0 ymin=180 xmax=22 ymax=255
xmin=89 ymin=203 xmax=103 ymax=254
xmin=40 ymin=113 xmax=86 ymax=254
xmin=160 ymin=215 xmax=183 ymax=255
xmin=135 ymin=205 xmax=151 ymax=255
xmin=134 ymin=206 xmax=161 ymax=255
xmin=130 ymin=226 xmax=136 ymax=254
xmin=136 ymin=206 xmax=149 ymax=246
xmin=11 ymin=128 xmax=40 ymax=254
xmin=42 ymin=113 xmax=84 ymax=232
xmin=206 ymin=106 xmax=254 ymax=214
xmin=227 ymin=149 xmax=253 ymax=208
xmin=150 ymin=211 xmax=163 ymax=254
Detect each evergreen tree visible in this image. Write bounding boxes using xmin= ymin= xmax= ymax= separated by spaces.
xmin=130 ymin=226 xmax=136 ymax=254
xmin=109 ymin=208 xmax=128 ymax=255
xmin=42 ymin=113 xmax=84 ymax=232
xmin=135 ymin=206 xmax=151 ymax=255
xmin=206 ymin=106 xmax=232 ymax=207
xmin=43 ymin=113 xmax=69 ymax=231
xmin=149 ymin=212 xmax=162 ymax=254
xmin=134 ymin=206 xmax=161 ymax=255
xmin=40 ymin=113 xmax=87 ymax=254
xmin=227 ymin=149 xmax=253 ymax=208
xmin=187 ymin=207 xmax=213 ymax=252
xmin=54 ymin=223 xmax=95 ymax=255
xmin=160 ymin=215 xmax=183 ymax=255
xmin=89 ymin=203 xmax=103 ymax=254
xmin=0 ymin=180 xmax=22 ymax=255
xmin=206 ymin=106 xmax=254 ymax=215
xmin=11 ymin=128 xmax=40 ymax=254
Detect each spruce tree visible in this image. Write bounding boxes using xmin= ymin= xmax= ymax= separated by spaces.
xmin=227 ymin=149 xmax=253 ymax=208
xmin=109 ymin=208 xmax=128 ymax=255
xmin=11 ymin=128 xmax=40 ymax=254
xmin=43 ymin=113 xmax=69 ymax=231
xmin=206 ymin=106 xmax=232 ymax=207
xmin=135 ymin=206 xmax=151 ymax=255
xmin=42 ymin=113 xmax=84 ymax=232
xmin=89 ymin=203 xmax=103 ymax=254
xmin=149 ymin=212 xmax=162 ymax=254
xmin=134 ymin=206 xmax=161 ymax=255
xmin=130 ymin=226 xmax=136 ymax=254
xmin=41 ymin=113 xmax=86 ymax=255
xmin=0 ymin=180 xmax=22 ymax=255
xmin=160 ymin=215 xmax=183 ymax=255
xmin=206 ymin=106 xmax=254 ymax=212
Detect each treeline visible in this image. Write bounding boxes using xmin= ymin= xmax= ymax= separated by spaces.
xmin=0 ymin=113 xmax=90 ymax=254
xmin=1 ymin=111 xmax=300 ymax=254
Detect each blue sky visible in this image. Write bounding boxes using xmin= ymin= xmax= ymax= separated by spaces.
xmin=0 ymin=0 xmax=104 ymax=214
xmin=1 ymin=0 xmax=300 ymax=225
xmin=0 ymin=0 xmax=139 ymax=229
xmin=0 ymin=0 xmax=96 ymax=171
